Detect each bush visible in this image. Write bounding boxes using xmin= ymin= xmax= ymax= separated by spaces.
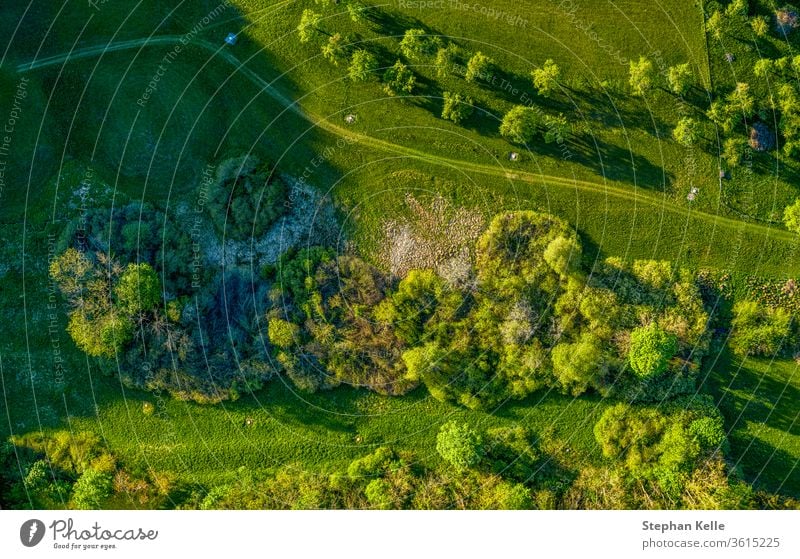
xmin=783 ymin=198 xmax=800 ymax=234
xmin=71 ymin=469 xmax=114 ymax=510
xmin=730 ymin=300 xmax=792 ymax=357
xmin=628 ymin=323 xmax=678 ymax=378
xmin=436 ymin=421 xmax=484 ymax=472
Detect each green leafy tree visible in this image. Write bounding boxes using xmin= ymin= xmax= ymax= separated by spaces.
xmin=348 ymin=49 xmax=378 ymax=82
xmin=784 ymin=198 xmax=800 ymax=234
xmin=667 ymin=63 xmax=693 ymax=95
xmin=71 ymin=468 xmax=113 ymax=510
xmin=49 ymin=248 xmax=93 ymax=298
xmin=499 ymin=105 xmax=541 ymax=144
xmin=551 ymin=333 xmax=605 ymax=395
xmin=531 ymin=59 xmax=561 ymax=97
xmin=673 ymin=117 xmax=701 ymax=146
xmin=383 ymin=60 xmax=416 ymax=95
xmin=321 ymin=33 xmax=348 ymax=65
xmin=543 ymin=113 xmax=570 ymax=144
xmin=725 ymin=0 xmax=748 ymax=17
xmin=436 ymin=421 xmax=484 ymax=472
xmin=346 ymin=0 xmax=369 ymax=22
xmin=441 ymin=91 xmax=474 ymax=123
xmin=297 ymin=9 xmax=322 ymax=44
xmin=543 ymin=235 xmax=581 ymax=277
xmin=753 ymin=58 xmax=773 ymax=78
xmin=629 ymin=56 xmax=655 ymax=96
xmin=628 ymin=323 xmax=677 ymax=378
xmin=707 ymin=10 xmax=725 ymax=40
xmin=730 ymin=300 xmax=791 ymax=357
xmin=465 ymin=52 xmax=492 ymax=83
xmin=435 ymin=44 xmax=460 ymax=78
xmin=722 ymin=137 xmax=745 ymax=167
xmin=400 ymin=28 xmax=438 ymax=59
xmin=728 ymin=82 xmax=755 ymax=117
xmin=114 ymin=263 xmax=161 ymax=316
xmin=751 ymin=15 xmax=770 ymax=37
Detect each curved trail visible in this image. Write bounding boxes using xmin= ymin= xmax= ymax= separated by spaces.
xmin=15 ymin=35 xmax=798 ymax=246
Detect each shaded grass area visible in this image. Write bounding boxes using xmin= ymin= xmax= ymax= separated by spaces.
xmin=703 ymin=353 xmax=800 ymax=497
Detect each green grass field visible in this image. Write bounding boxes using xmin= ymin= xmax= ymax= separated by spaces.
xmin=1 ymin=0 xmax=798 ymax=504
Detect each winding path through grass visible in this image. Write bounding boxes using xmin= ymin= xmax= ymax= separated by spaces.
xmin=16 ymin=35 xmax=800 ymax=249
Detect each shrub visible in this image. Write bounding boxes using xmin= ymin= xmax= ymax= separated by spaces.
xmin=629 ymin=56 xmax=655 ymax=96
xmin=71 ymin=468 xmax=114 ymax=510
xmin=628 ymin=323 xmax=678 ymax=378
xmin=730 ymin=300 xmax=791 ymax=357
xmin=436 ymin=421 xmax=484 ymax=472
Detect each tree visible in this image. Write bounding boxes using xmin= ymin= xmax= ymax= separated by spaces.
xmin=348 ymin=49 xmax=378 ymax=82
xmin=321 ymin=33 xmax=348 ymax=65
xmin=673 ymin=117 xmax=701 ymax=146
xmin=667 ymin=63 xmax=693 ymax=95
xmin=707 ymin=10 xmax=724 ymax=40
xmin=751 ymin=15 xmax=770 ymax=37
xmin=543 ymin=113 xmax=570 ymax=144
xmin=49 ymin=248 xmax=92 ymax=299
xmin=730 ymin=300 xmax=791 ymax=357
xmin=722 ymin=137 xmax=745 ymax=167
xmin=551 ymin=333 xmax=606 ymax=395
xmin=297 ymin=9 xmax=322 ymax=44
xmin=784 ymin=198 xmax=800 ymax=234
xmin=436 ymin=421 xmax=483 ymax=472
xmin=728 ymin=82 xmax=755 ymax=118
xmin=399 ymin=28 xmax=438 ymax=59
xmin=435 ymin=44 xmax=459 ymax=78
xmin=725 ymin=0 xmax=748 ymax=17
xmin=706 ymin=99 xmax=737 ymax=134
xmin=629 ymin=56 xmax=655 ymax=96
xmin=346 ymin=0 xmax=368 ymax=22
xmin=628 ymin=323 xmax=677 ymax=378
xmin=441 ymin=91 xmax=474 ymax=124
xmin=114 ymin=263 xmax=161 ymax=316
xmin=543 ymin=235 xmax=581 ymax=277
xmin=499 ymin=105 xmax=541 ymax=144
xmin=383 ymin=60 xmax=416 ymax=96
xmin=465 ymin=52 xmax=492 ymax=83
xmin=71 ymin=468 xmax=113 ymax=510
xmin=753 ymin=58 xmax=773 ymax=78
xmin=531 ymin=59 xmax=561 ymax=97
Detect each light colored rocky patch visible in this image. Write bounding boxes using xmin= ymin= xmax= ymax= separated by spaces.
xmin=181 ymin=176 xmax=338 ymax=271
xmin=383 ymin=194 xmax=484 ymax=286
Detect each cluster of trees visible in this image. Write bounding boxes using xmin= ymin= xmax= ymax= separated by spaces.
xmin=267 ymin=211 xmax=711 ymax=408
xmin=0 ymin=431 xmax=173 ymax=510
xmin=706 ymin=2 xmax=800 ymax=159
xmin=206 ymin=156 xmax=289 ymax=241
xmin=591 ymin=396 xmax=749 ymax=506
xmin=50 ymin=162 xmax=284 ymax=403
